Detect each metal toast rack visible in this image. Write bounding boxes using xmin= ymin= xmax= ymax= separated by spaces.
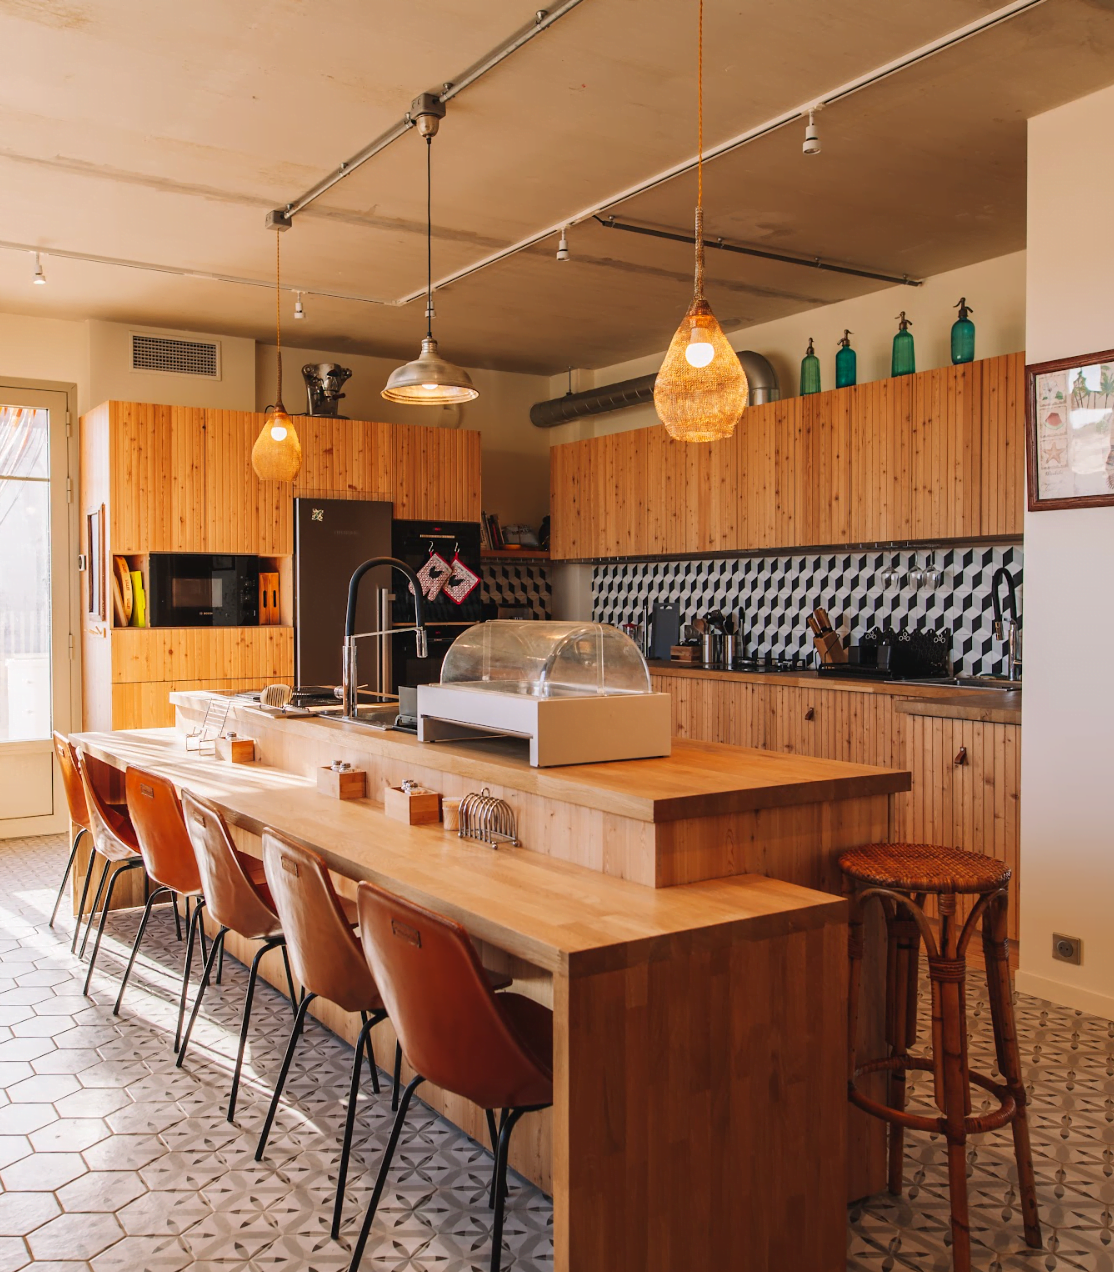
xmin=458 ymin=788 xmax=519 ymax=849
xmin=185 ymin=698 xmax=231 ymax=753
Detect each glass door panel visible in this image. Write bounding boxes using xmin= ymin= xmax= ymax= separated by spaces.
xmin=0 ymin=389 xmax=72 ymax=834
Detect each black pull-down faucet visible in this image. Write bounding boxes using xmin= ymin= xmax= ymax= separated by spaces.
xmin=341 ymin=558 xmax=427 ymax=719
xmin=991 ymin=567 xmax=1022 ymax=682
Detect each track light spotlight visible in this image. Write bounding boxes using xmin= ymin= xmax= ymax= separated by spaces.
xmin=556 ymin=227 xmax=570 ymax=262
xmin=803 ymin=107 xmax=821 ymax=156
xmin=32 ymin=252 xmax=46 ymax=285
xmin=293 ymin=291 xmax=305 ymax=319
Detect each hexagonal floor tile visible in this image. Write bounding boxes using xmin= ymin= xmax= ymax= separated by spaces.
xmin=89 ymin=1234 xmax=192 ymax=1272
xmin=0 ymin=1190 xmax=61 ymax=1236
xmin=55 ymin=1170 xmax=147 ymax=1213
xmin=25 ymin=1213 xmax=123 ymax=1262
xmin=0 ymin=1104 xmax=56 ymax=1136
xmin=28 ymin=1119 xmax=110 ymax=1154
xmin=53 ymin=1088 xmax=131 ymax=1120
xmin=1 ymin=1151 xmax=87 ymax=1192
xmin=115 ymin=1190 xmax=211 ymax=1237
xmin=82 ymin=1133 xmax=165 ymax=1172
xmin=0 ymin=1038 xmax=56 ymax=1064
xmin=28 ymin=1050 xmax=102 ymax=1076
xmin=5 ymin=1074 xmax=81 ymax=1104
xmin=0 ymin=1237 xmax=29 ymax=1272
xmin=0 ymin=1137 xmax=30 ymax=1171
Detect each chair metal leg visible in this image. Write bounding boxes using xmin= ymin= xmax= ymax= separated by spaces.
xmin=112 ymin=884 xmax=170 ymax=1016
xmin=171 ymin=892 xmax=182 ymax=942
xmin=228 ymin=937 xmax=282 ymax=1123
xmin=49 ymin=827 xmax=86 ymax=929
xmin=490 ymin=1107 xmax=529 ymax=1272
xmin=485 ymin=1109 xmax=501 ymax=1209
xmin=175 ymin=897 xmax=205 ymax=1052
xmin=177 ymin=925 xmax=228 ymax=1067
xmin=83 ymin=860 xmax=144 ymax=997
xmin=391 ymin=1039 xmax=403 ymax=1111
xmin=349 ymin=1074 xmax=425 ymax=1272
xmin=279 ymin=942 xmax=298 ymax=1013
xmin=332 ymin=1010 xmax=384 ymax=1240
xmin=78 ymin=856 xmax=112 ymax=958
xmin=70 ymin=844 xmax=99 ymax=954
xmin=256 ymin=991 xmax=316 ymax=1161
xmin=359 ymin=1010 xmax=381 ymax=1095
xmin=216 ymin=933 xmax=225 ymax=985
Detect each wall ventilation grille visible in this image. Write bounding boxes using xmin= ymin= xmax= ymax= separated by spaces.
xmin=131 ymin=333 xmax=220 ymax=378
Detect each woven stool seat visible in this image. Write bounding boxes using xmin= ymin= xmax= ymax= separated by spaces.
xmin=839 ymin=842 xmax=1011 ymax=894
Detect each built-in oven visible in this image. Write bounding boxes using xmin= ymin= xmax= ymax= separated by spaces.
xmin=146 ymin=553 xmax=260 ymax=627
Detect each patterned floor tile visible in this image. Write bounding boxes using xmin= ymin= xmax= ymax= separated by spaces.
xmin=7 ymin=833 xmax=1114 ymax=1271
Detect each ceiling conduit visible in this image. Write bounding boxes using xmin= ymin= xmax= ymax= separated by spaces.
xmin=529 ymin=351 xmax=780 ymax=428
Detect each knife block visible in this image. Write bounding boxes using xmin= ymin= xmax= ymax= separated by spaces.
xmin=812 ymin=631 xmax=848 ymax=664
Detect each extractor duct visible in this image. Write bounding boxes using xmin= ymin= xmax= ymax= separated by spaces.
xmin=529 ymin=350 xmax=779 ymax=428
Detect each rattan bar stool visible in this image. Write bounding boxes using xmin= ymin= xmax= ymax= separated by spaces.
xmin=840 ymin=843 xmax=1041 ymax=1272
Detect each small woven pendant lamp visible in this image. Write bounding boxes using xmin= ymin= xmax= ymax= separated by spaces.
xmin=653 ymin=0 xmax=748 ymax=443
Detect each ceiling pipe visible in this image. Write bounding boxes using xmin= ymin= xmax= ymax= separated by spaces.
xmin=594 ymin=216 xmax=921 ymax=287
xmin=268 ymin=2 xmax=588 ymax=227
xmin=529 ymin=351 xmax=780 ymax=428
xmin=396 ymin=0 xmax=1048 ymax=304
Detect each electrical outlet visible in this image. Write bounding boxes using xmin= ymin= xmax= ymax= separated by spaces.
xmin=1052 ymin=933 xmax=1082 ymax=965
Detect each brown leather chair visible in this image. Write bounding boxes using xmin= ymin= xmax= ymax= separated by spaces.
xmin=349 ymin=882 xmax=553 ymax=1272
xmin=120 ymin=766 xmax=213 ymax=1048
xmin=51 ymin=732 xmax=93 ymax=935
xmin=76 ymin=751 xmax=146 ymax=998
xmin=177 ymin=788 xmax=297 ymax=1122
xmin=254 ymin=831 xmax=398 ymax=1238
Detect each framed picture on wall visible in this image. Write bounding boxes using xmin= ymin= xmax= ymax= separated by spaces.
xmin=1027 ymin=349 xmax=1114 ymax=510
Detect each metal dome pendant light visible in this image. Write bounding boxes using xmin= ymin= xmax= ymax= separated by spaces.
xmin=382 ymin=127 xmax=478 ymax=406
xmin=251 ymin=230 xmax=303 ymax=481
xmin=653 ymin=0 xmax=748 ymax=443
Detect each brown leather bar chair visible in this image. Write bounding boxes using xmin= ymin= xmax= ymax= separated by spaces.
xmin=75 ymin=751 xmax=146 ymax=998
xmin=50 ymin=732 xmax=93 ymax=933
xmin=177 ymin=788 xmax=297 ymax=1122
xmin=253 ymin=830 xmax=397 ymax=1238
xmin=349 ymin=882 xmax=553 ymax=1272
xmin=120 ymin=766 xmax=212 ymax=1048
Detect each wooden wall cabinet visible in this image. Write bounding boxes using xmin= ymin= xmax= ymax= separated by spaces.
xmin=652 ymin=673 xmax=1022 ymax=943
xmin=80 ymin=402 xmax=482 ymax=731
xmin=550 ymin=353 xmax=1024 ymax=559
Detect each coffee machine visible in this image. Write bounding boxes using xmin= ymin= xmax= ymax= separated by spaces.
xmin=302 ymin=363 xmax=352 ymax=417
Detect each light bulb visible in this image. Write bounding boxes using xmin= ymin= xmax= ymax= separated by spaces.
xmin=421 ymin=383 xmax=438 ymax=390
xmin=269 ymin=424 xmax=287 ymax=441
xmin=32 ymin=252 xmax=46 ymax=285
xmin=685 ymin=326 xmax=715 ymax=367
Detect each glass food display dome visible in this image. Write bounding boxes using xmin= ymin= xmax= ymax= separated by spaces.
xmin=439 ymin=621 xmax=652 ymax=699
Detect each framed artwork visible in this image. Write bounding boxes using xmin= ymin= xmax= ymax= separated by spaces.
xmin=1027 ymin=349 xmax=1114 ymax=510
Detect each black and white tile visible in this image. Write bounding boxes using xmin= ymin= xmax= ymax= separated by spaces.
xmin=593 ymin=545 xmax=1023 ymax=677
xmin=6 ymin=833 xmax=1112 ymax=1272
xmin=482 ymin=564 xmax=551 ymax=621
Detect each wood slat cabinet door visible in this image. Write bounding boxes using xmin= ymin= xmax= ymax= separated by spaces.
xmin=901 ymin=713 xmax=1021 ymax=940
xmin=204 ymin=410 xmax=292 ymax=554
xmin=109 ymin=402 xmax=206 ymax=552
xmin=650 ymin=674 xmax=767 ymax=748
xmin=391 ymin=423 xmax=481 ymax=521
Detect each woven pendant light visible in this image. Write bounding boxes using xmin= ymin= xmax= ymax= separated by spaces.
xmin=654 ymin=0 xmax=747 ymax=443
xmin=252 ymin=231 xmax=303 ymax=482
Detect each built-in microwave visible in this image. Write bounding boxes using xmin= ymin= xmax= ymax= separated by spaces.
xmin=146 ymin=554 xmax=260 ymax=627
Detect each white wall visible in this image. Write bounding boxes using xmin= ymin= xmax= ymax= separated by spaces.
xmin=0 ymin=312 xmax=87 ymax=406
xmin=86 ymin=320 xmax=255 ymax=412
xmin=1015 ymin=84 xmax=1114 ymax=1018
xmin=256 ymin=342 xmax=551 ymax=528
xmin=545 ymin=251 xmax=1027 ymax=445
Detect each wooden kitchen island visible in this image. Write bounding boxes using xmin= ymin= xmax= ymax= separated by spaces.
xmin=74 ymin=691 xmax=911 ymax=1272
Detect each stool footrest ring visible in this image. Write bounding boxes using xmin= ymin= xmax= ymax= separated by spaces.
xmin=850 ymin=1055 xmax=1018 ymax=1135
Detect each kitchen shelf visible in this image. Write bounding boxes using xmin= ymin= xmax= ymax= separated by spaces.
xmin=482 ymin=549 xmax=550 ymax=561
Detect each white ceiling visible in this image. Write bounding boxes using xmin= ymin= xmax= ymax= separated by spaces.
xmin=2 ymin=0 xmax=1113 ymax=373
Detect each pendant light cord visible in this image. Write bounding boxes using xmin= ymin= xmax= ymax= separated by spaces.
xmin=426 ymin=135 xmax=433 ymax=341
xmin=275 ymin=229 xmax=284 ymax=407
xmin=694 ymin=0 xmax=705 ymax=301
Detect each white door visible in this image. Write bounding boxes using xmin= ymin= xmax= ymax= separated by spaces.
xmin=0 ymin=386 xmax=74 ymax=837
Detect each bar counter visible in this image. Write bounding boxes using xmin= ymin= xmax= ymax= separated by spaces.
xmin=73 ymin=694 xmax=912 ymax=1272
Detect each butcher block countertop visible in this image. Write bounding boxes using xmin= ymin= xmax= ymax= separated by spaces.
xmin=169 ymin=691 xmax=910 ymax=824
xmin=648 ymin=662 xmax=1021 ymax=725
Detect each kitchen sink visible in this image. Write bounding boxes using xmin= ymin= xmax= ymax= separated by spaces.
xmin=901 ymin=676 xmax=1020 ymax=691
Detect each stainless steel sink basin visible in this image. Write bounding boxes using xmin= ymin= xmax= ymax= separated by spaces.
xmin=314 ymin=704 xmax=402 ymax=728
xmin=900 ymin=676 xmax=1020 ymax=692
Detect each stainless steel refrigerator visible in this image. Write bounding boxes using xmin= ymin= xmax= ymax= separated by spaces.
xmin=293 ymin=497 xmax=394 ymax=697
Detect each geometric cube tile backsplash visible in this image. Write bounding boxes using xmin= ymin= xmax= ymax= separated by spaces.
xmin=593 ymin=544 xmax=1023 ymax=677
xmin=482 ymin=561 xmax=552 ymax=620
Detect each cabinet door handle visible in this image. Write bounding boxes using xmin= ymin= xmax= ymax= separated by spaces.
xmin=954 ymin=746 xmax=967 ymax=766
xmin=804 ymin=706 xmax=815 ymax=721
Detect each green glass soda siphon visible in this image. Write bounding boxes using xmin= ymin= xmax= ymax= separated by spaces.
xmin=892 ymin=312 xmax=915 ymax=377
xmin=951 ymin=297 xmax=975 ymax=365
xmin=800 ymin=337 xmax=821 ymax=395
xmin=835 ymin=329 xmax=856 ymax=388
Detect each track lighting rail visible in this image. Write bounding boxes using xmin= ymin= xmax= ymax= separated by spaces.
xmin=268 ymin=1 xmax=587 ymax=226
xmin=594 ymin=216 xmax=921 ymax=287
